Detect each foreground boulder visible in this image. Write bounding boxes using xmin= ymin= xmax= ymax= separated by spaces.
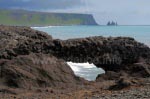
xmin=0 ymin=53 xmax=82 ymax=88
xmin=0 ymin=25 xmax=84 ymax=88
xmin=0 ymin=25 xmax=150 ymax=89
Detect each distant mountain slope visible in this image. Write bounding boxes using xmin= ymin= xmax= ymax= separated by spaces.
xmin=0 ymin=9 xmax=98 ymax=26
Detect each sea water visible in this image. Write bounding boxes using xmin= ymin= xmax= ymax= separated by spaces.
xmin=33 ymin=25 xmax=150 ymax=46
xmin=33 ymin=25 xmax=150 ymax=81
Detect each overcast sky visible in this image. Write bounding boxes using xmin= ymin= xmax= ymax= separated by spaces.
xmin=0 ymin=0 xmax=150 ymax=25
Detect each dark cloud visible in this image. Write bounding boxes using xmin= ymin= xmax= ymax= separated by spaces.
xmin=0 ymin=0 xmax=83 ymax=10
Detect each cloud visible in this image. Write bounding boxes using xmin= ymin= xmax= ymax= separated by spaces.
xmin=85 ymin=0 xmax=150 ymax=25
xmin=0 ymin=0 xmax=83 ymax=10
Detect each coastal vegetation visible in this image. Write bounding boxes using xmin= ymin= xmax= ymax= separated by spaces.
xmin=0 ymin=9 xmax=98 ymax=26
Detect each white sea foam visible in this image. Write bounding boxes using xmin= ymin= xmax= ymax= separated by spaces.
xmin=67 ymin=62 xmax=105 ymax=81
xmin=67 ymin=62 xmax=96 ymax=69
xmin=67 ymin=62 xmax=81 ymax=72
xmin=32 ymin=26 xmax=58 ymax=29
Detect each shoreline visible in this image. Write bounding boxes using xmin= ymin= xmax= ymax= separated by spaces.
xmin=0 ymin=25 xmax=150 ymax=98
xmin=32 ymin=25 xmax=150 ymax=48
xmin=31 ymin=24 xmax=150 ymax=27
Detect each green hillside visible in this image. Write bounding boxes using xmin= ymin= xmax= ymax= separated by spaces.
xmin=0 ymin=9 xmax=98 ymax=26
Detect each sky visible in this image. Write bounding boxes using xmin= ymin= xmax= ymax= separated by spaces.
xmin=0 ymin=0 xmax=150 ymax=25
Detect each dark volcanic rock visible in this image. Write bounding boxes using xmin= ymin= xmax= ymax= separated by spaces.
xmin=0 ymin=53 xmax=82 ymax=88
xmin=0 ymin=25 xmax=150 ymax=89
xmin=0 ymin=25 xmax=53 ymax=59
xmin=127 ymin=63 xmax=150 ymax=77
xmin=96 ymin=71 xmax=121 ymax=81
xmin=49 ymin=35 xmax=150 ymax=87
xmin=108 ymin=77 xmax=132 ymax=90
xmin=0 ymin=25 xmax=84 ymax=88
xmin=50 ymin=37 xmax=150 ymax=74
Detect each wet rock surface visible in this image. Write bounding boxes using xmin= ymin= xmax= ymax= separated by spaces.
xmin=0 ymin=25 xmax=150 ymax=98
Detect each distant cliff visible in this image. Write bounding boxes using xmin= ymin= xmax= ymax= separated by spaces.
xmin=0 ymin=9 xmax=98 ymax=26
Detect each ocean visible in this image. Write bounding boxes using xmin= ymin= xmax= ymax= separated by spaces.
xmin=33 ymin=25 xmax=150 ymax=81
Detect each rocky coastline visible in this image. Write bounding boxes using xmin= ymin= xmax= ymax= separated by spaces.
xmin=0 ymin=25 xmax=149 ymax=98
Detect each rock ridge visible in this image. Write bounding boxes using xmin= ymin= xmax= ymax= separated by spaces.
xmin=0 ymin=25 xmax=149 ymax=89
